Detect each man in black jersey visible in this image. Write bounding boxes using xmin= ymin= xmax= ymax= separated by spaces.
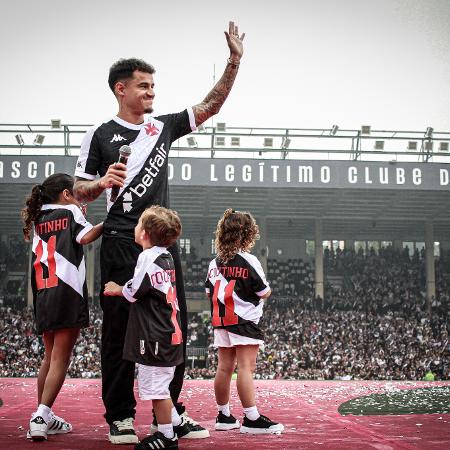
xmin=74 ymin=21 xmax=245 ymax=444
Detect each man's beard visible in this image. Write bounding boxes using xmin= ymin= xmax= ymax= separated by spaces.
xmin=144 ymin=107 xmax=154 ymax=114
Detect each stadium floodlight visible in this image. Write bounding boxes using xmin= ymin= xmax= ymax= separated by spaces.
xmin=231 ymin=136 xmax=240 ymax=146
xmin=216 ymin=122 xmax=226 ymax=132
xmin=34 ymin=134 xmax=45 ymax=145
xmin=330 ymin=124 xmax=339 ymax=135
xmin=281 ymin=137 xmax=291 ymax=149
xmin=15 ymin=134 xmax=24 ymax=146
xmin=439 ymin=142 xmax=449 ymax=152
xmin=407 ymin=141 xmax=418 ymax=151
xmin=361 ymin=125 xmax=371 ymax=135
xmin=51 ymin=119 xmax=61 ymax=129
xmin=425 ymin=127 xmax=433 ymax=138
xmin=215 ymin=136 xmax=225 ymax=146
xmin=187 ymin=137 xmax=197 ymax=148
xmin=263 ymin=137 xmax=273 ymax=148
xmin=374 ymin=140 xmax=384 ymax=150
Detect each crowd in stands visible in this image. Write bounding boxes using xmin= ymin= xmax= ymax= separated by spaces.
xmin=0 ymin=244 xmax=448 ymax=381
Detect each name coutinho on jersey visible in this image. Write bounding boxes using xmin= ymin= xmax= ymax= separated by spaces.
xmin=151 ymin=268 xmax=176 ymax=287
xmin=34 ymin=218 xmax=69 ymax=235
xmin=208 ymin=266 xmax=249 ymax=279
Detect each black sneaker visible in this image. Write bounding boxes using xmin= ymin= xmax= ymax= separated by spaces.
xmin=108 ymin=417 xmax=139 ymax=444
xmin=240 ymin=414 xmax=284 ymax=434
xmin=215 ymin=411 xmax=240 ymax=431
xmin=174 ymin=416 xmax=210 ymax=439
xmin=135 ymin=431 xmax=178 ymax=449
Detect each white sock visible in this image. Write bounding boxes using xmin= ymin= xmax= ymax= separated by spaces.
xmin=171 ymin=407 xmax=182 ymax=426
xmin=217 ymin=403 xmax=231 ymax=417
xmin=158 ymin=423 xmax=174 ymax=439
xmin=243 ymin=405 xmax=260 ymax=421
xmin=36 ymin=404 xmax=51 ymax=422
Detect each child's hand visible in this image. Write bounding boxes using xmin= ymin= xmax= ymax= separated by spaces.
xmin=104 ymin=281 xmax=123 ymax=296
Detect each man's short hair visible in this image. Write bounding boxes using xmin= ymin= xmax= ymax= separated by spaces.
xmin=108 ymin=58 xmax=155 ymax=93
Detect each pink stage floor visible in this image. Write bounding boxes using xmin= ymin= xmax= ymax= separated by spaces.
xmin=0 ymin=379 xmax=449 ymax=449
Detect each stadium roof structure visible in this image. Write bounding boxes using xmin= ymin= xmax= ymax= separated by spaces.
xmin=1 ymin=123 xmax=450 ymax=241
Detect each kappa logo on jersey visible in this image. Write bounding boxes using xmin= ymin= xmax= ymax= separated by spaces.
xmin=144 ymin=123 xmax=160 ymax=136
xmin=110 ymin=134 xmax=127 ymax=143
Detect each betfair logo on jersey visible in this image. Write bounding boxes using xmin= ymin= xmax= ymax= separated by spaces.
xmin=125 ymin=144 xmax=168 ymax=209
xmin=110 ymin=134 xmax=127 ymax=143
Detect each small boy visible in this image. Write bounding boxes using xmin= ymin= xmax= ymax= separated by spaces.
xmin=104 ymin=205 xmax=191 ymax=450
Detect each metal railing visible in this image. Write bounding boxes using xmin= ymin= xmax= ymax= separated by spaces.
xmin=1 ymin=123 xmax=450 ymax=163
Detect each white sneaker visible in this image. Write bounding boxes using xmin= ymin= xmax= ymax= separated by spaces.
xmin=48 ymin=412 xmax=73 ymax=434
xmin=27 ymin=412 xmax=73 ymax=438
xmin=29 ymin=413 xmax=48 ymax=441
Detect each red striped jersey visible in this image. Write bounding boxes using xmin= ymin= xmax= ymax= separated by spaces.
xmin=122 ymin=246 xmax=183 ymax=367
xmin=205 ymin=252 xmax=270 ymax=339
xmin=31 ymin=204 xmax=93 ymax=333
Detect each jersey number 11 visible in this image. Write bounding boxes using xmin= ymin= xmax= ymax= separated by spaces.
xmin=34 ymin=236 xmax=58 ymax=290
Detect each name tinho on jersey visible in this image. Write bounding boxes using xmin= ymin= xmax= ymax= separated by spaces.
xmin=122 ymin=143 xmax=167 ymax=213
xmin=35 ymin=218 xmax=69 ymax=235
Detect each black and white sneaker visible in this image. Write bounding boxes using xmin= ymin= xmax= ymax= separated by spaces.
xmin=215 ymin=412 xmax=240 ymax=431
xmin=108 ymin=417 xmax=139 ymax=444
xmin=135 ymin=431 xmax=178 ymax=449
xmin=29 ymin=414 xmax=48 ymax=441
xmin=240 ymin=414 xmax=284 ymax=434
xmin=173 ymin=416 xmax=210 ymax=439
xmin=27 ymin=412 xmax=73 ymax=439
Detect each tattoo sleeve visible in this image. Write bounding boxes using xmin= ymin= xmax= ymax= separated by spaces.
xmin=193 ymin=61 xmax=239 ymax=126
xmin=73 ymin=177 xmax=105 ymax=203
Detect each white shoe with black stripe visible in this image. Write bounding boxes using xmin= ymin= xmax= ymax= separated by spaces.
xmin=27 ymin=412 xmax=73 ymax=439
xmin=29 ymin=414 xmax=48 ymax=441
xmin=135 ymin=431 xmax=178 ymax=449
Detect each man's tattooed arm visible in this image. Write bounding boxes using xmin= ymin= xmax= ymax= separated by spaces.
xmin=193 ymin=21 xmax=245 ymax=126
xmin=73 ymin=162 xmax=127 ymax=203
xmin=73 ymin=177 xmax=105 ymax=203
xmin=193 ymin=62 xmax=240 ymax=126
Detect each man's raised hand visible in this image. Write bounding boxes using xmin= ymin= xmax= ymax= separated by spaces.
xmin=225 ymin=21 xmax=245 ymax=62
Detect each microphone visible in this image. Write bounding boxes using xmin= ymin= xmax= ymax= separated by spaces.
xmin=110 ymin=145 xmax=132 ymax=203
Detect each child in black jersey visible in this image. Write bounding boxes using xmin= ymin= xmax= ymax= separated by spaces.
xmin=104 ymin=206 xmax=193 ymax=450
xmin=205 ymin=209 xmax=284 ymax=434
xmin=22 ymin=173 xmax=103 ymax=441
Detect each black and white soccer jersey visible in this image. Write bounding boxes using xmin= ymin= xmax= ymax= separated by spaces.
xmin=31 ymin=204 xmax=93 ymax=334
xmin=74 ymin=109 xmax=197 ymax=239
xmin=205 ymin=252 xmax=271 ymax=340
xmin=122 ymin=246 xmax=183 ymax=367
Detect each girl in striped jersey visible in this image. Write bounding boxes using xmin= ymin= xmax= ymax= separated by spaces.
xmin=206 ymin=209 xmax=284 ymax=434
xmin=22 ymin=173 xmax=103 ymax=441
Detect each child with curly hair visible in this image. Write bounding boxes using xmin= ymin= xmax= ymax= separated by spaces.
xmin=205 ymin=209 xmax=284 ymax=434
